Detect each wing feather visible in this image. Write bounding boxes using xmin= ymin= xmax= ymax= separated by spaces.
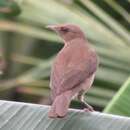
xmin=50 ymin=55 xmax=98 ymax=97
xmin=50 ymin=40 xmax=99 ymax=98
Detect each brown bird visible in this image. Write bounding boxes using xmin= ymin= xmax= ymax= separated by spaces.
xmin=47 ymin=24 xmax=99 ymax=118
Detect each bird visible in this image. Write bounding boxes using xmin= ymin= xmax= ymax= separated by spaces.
xmin=47 ymin=23 xmax=99 ymax=118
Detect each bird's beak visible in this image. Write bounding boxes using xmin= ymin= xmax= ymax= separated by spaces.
xmin=46 ymin=25 xmax=59 ymax=32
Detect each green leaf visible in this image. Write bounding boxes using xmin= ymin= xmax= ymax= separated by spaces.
xmin=79 ymin=0 xmax=130 ymax=44
xmin=0 ymin=100 xmax=130 ymax=130
xmin=104 ymin=77 xmax=130 ymax=116
xmin=104 ymin=0 xmax=130 ymax=24
xmin=0 ymin=0 xmax=21 ymax=18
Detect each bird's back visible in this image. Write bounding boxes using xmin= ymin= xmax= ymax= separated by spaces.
xmin=50 ymin=38 xmax=98 ymax=98
xmin=55 ymin=39 xmax=98 ymax=73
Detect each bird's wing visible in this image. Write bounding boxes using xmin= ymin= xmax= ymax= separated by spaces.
xmin=58 ymin=68 xmax=90 ymax=93
xmin=50 ymin=56 xmax=98 ymax=97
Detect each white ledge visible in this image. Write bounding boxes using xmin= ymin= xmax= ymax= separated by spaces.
xmin=0 ymin=100 xmax=130 ymax=130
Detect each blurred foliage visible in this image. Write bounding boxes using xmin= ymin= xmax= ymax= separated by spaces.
xmin=0 ymin=0 xmax=130 ymax=111
xmin=104 ymin=77 xmax=130 ymax=117
xmin=0 ymin=0 xmax=21 ymax=18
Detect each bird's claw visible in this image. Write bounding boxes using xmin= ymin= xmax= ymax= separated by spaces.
xmin=83 ymin=106 xmax=94 ymax=112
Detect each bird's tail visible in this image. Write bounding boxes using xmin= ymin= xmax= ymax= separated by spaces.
xmin=48 ymin=91 xmax=73 ymax=118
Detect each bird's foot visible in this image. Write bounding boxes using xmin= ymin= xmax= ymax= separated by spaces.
xmin=83 ymin=106 xmax=94 ymax=112
xmin=79 ymin=100 xmax=94 ymax=112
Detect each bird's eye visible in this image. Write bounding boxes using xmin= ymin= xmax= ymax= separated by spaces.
xmin=60 ymin=27 xmax=69 ymax=33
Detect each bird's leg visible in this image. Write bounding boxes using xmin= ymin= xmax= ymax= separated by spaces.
xmin=77 ymin=90 xmax=94 ymax=112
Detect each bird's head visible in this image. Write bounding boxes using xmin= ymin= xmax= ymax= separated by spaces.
xmin=47 ymin=24 xmax=85 ymax=43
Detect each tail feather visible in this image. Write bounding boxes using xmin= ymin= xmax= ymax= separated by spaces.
xmin=48 ymin=91 xmax=73 ymax=118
